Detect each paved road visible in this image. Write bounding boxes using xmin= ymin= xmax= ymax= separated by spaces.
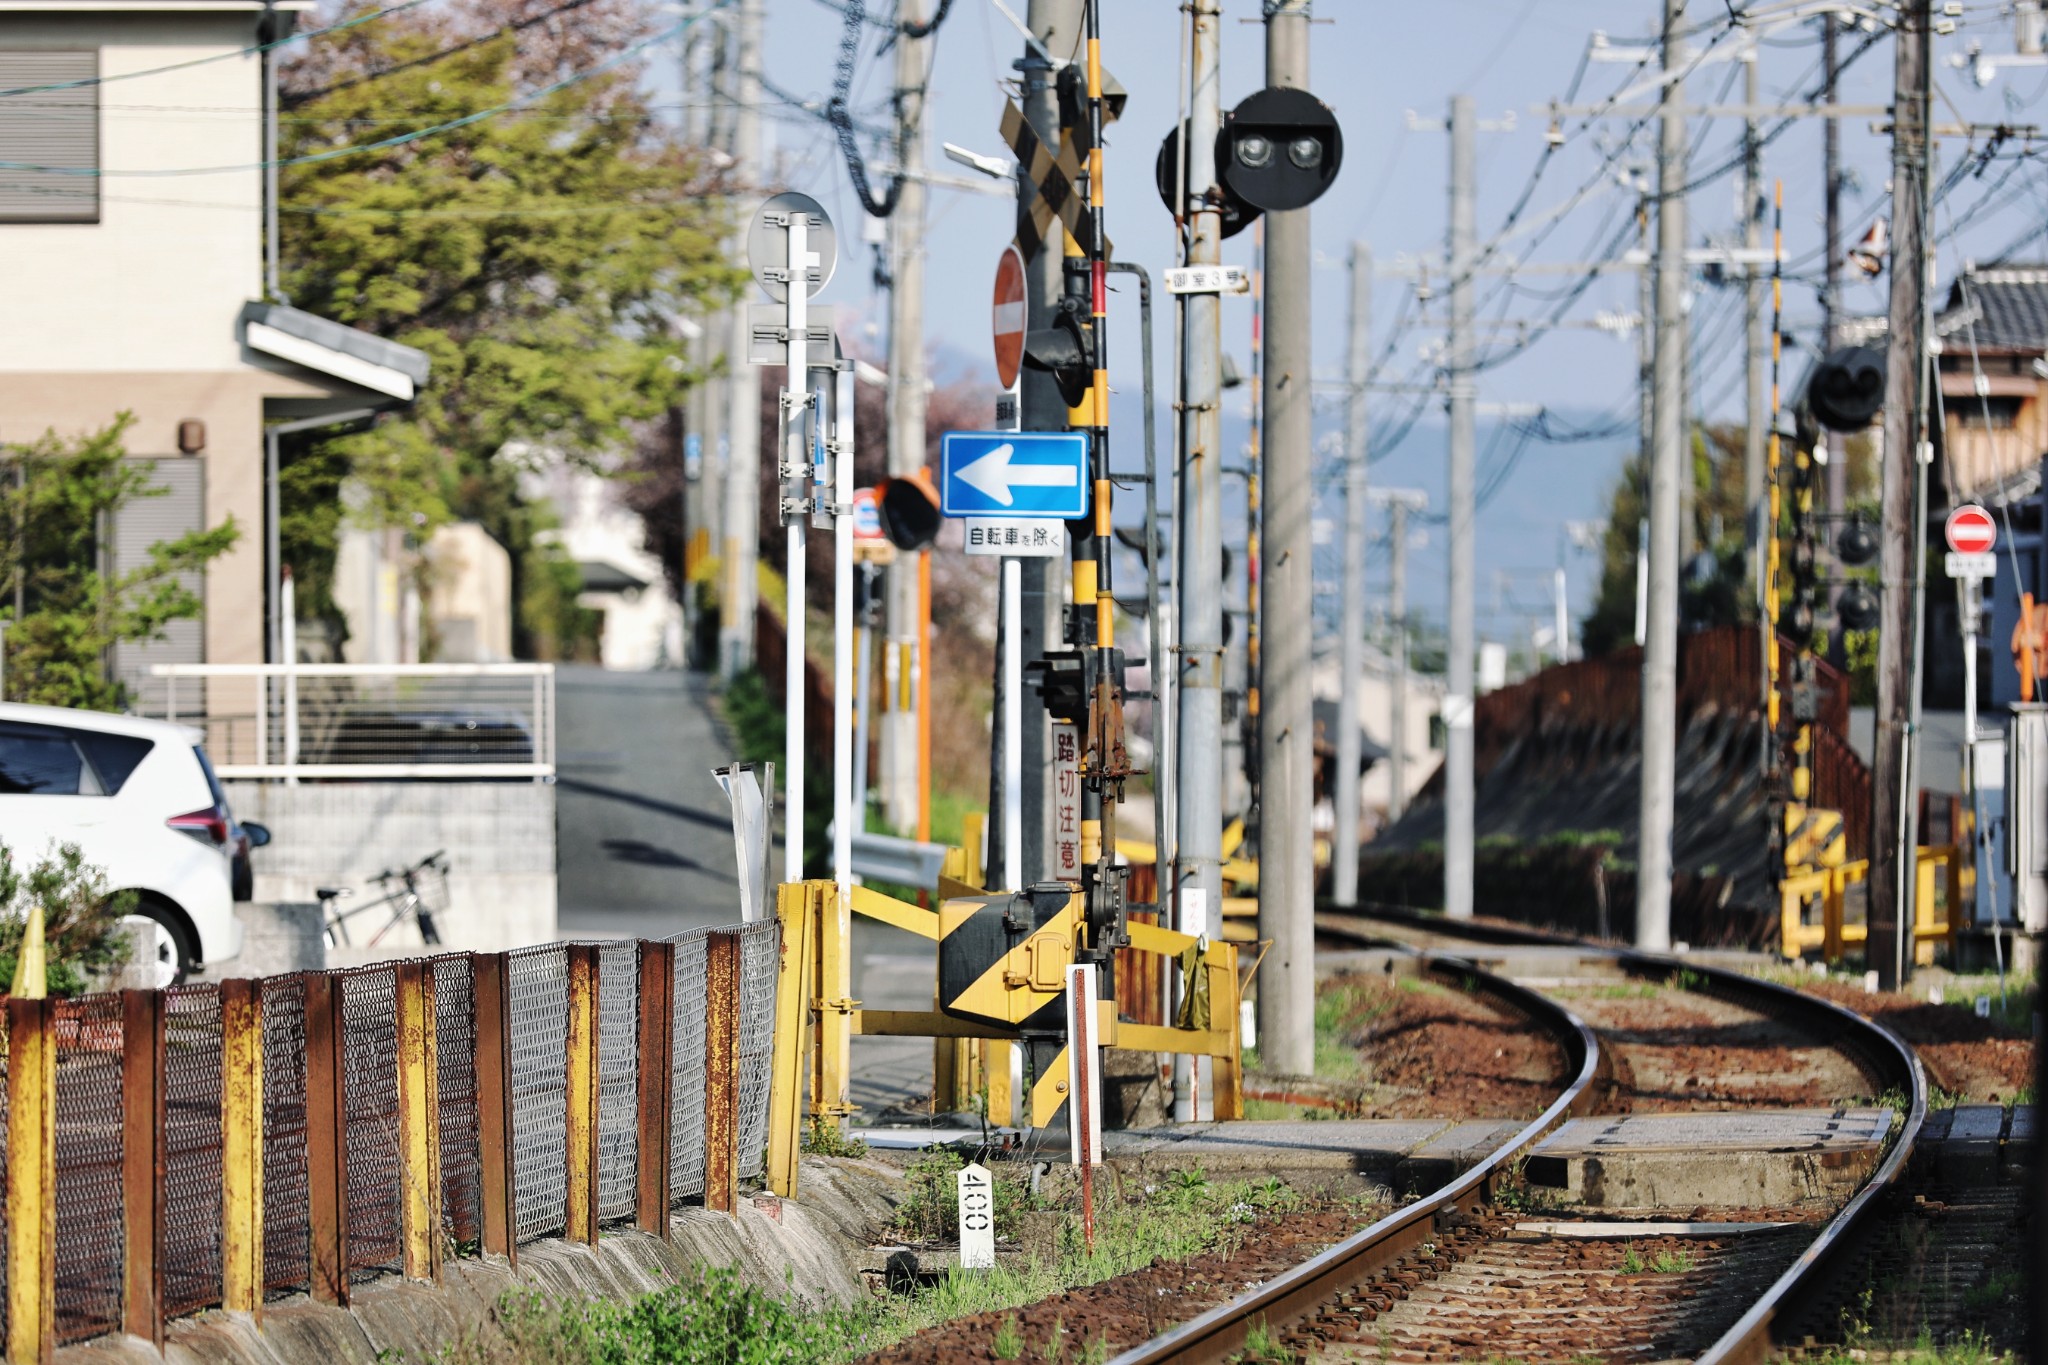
xmin=555 ymin=666 xmax=749 ymax=937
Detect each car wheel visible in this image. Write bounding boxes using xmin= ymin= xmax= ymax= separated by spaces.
xmin=118 ymin=903 xmax=194 ymax=989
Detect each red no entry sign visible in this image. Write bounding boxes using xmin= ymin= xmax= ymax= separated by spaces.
xmin=1946 ymin=504 xmax=1996 ymax=555
xmin=993 ymin=245 xmax=1026 ymax=390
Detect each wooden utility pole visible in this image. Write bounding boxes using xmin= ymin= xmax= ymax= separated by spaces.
xmin=1870 ymin=0 xmax=1933 ymax=990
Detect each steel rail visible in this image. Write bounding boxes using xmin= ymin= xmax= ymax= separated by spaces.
xmin=1331 ymin=907 xmax=1930 ymax=1364
xmin=1105 ymin=943 xmax=1607 ymax=1365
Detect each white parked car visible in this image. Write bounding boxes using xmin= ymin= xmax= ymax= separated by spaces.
xmin=0 ymin=702 xmax=254 ymax=985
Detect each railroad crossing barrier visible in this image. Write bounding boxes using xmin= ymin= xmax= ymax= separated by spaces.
xmin=765 ymin=872 xmax=1244 ymax=1199
xmin=1778 ymin=845 xmax=1964 ymax=965
xmin=0 ymin=923 xmax=778 ymax=1362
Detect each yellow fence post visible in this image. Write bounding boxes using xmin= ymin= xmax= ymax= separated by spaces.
xmin=766 ymin=882 xmax=815 ymax=1198
xmin=7 ymin=996 xmax=55 ymax=1365
xmin=705 ymin=930 xmax=743 ymax=1216
xmin=564 ymin=944 xmax=599 ymax=1244
xmin=1210 ymin=943 xmax=1243 ymax=1120
xmin=819 ymin=882 xmax=854 ymax=1129
xmin=121 ymin=989 xmax=165 ymax=1349
xmin=395 ymin=962 xmax=444 ymax=1279
xmin=986 ymin=1039 xmax=1014 ymax=1127
xmin=219 ymin=979 xmax=266 ymax=1313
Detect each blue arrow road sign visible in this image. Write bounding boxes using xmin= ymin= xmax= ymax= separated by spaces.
xmin=940 ymin=430 xmax=1090 ymax=519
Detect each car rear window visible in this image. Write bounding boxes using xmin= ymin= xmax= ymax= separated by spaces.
xmin=0 ymin=724 xmax=85 ymax=794
xmin=193 ymin=745 xmax=229 ymax=806
xmin=75 ymin=732 xmax=154 ymax=794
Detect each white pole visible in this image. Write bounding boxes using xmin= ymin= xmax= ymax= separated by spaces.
xmin=282 ymin=570 xmax=299 ymax=786
xmin=1554 ymin=564 xmax=1570 ymax=665
xmin=1002 ymin=558 xmax=1022 ymax=891
xmin=783 ymin=212 xmax=811 ymax=886
xmin=835 ymin=366 xmax=856 ymax=899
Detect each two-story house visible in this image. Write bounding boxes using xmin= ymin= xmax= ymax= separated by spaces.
xmin=0 ymin=0 xmax=427 ymax=717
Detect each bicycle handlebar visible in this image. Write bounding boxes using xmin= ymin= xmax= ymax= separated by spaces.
xmin=370 ymin=849 xmax=452 ymax=885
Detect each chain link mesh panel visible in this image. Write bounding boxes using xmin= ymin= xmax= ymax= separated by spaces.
xmin=261 ymin=975 xmax=311 ymax=1297
xmin=53 ymin=995 xmax=125 ymax=1343
xmin=432 ymin=955 xmax=481 ymax=1249
xmin=736 ymin=920 xmax=779 ymax=1181
xmin=508 ymin=946 xmax=568 ymax=1242
xmin=595 ymin=942 xmax=639 ymax=1224
xmin=341 ymin=967 xmax=402 ymax=1279
xmin=666 ymin=930 xmax=709 ymax=1201
xmin=163 ymin=986 xmax=225 ymax=1321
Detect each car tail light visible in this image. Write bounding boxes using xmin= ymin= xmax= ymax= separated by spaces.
xmin=168 ymin=805 xmax=232 ymax=852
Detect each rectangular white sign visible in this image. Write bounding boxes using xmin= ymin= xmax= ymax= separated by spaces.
xmin=1947 ymin=551 xmax=1995 ymax=579
xmin=956 ymin=1162 xmax=996 ymax=1268
xmin=965 ymin=517 xmax=1066 ymax=558
xmin=1065 ymin=964 xmax=1103 ymax=1166
xmin=1052 ymin=721 xmax=1082 ymax=879
xmin=1164 ymin=264 xmax=1250 ymax=295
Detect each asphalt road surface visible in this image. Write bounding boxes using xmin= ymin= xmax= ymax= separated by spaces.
xmin=554 ymin=665 xmax=750 ymax=937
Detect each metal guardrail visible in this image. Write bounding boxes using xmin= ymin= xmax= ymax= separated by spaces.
xmin=148 ymin=662 xmax=555 ymax=781
xmin=0 ymin=923 xmax=776 ymax=1361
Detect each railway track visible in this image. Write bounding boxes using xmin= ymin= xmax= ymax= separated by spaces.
xmin=1105 ymin=909 xmax=1927 ymax=1365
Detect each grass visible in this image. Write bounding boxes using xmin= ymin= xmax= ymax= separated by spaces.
xmin=1618 ymin=1242 xmax=1693 ymax=1275
xmin=1803 ymin=1329 xmax=2017 ymax=1365
xmin=993 ymin=1314 xmax=1025 ymax=1360
xmin=1930 ymin=973 xmax=2040 ymax=1036
xmin=800 ymin=1120 xmax=870 ymax=1159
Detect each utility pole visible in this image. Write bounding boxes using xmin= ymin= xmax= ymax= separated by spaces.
xmin=879 ymin=0 xmax=932 ymax=832
xmin=1016 ymin=0 xmax=1084 ymax=878
xmin=1822 ymin=15 xmax=1849 ymax=535
xmin=1872 ymin=0 xmax=1933 ymax=990
xmin=1174 ymin=0 xmax=1224 ymax=953
xmin=1332 ymin=241 xmax=1369 ymax=908
xmin=717 ymin=0 xmax=763 ymax=679
xmin=1373 ymin=488 xmax=1425 ymax=824
xmin=1258 ymin=0 xmax=1315 ymax=1074
xmin=1445 ymin=93 xmax=1477 ymax=923
xmin=1744 ymin=47 xmax=1767 ymax=570
xmin=1637 ymin=0 xmax=1686 ymax=952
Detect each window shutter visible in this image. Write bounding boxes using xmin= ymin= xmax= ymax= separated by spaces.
xmin=0 ymin=50 xmax=98 ymax=222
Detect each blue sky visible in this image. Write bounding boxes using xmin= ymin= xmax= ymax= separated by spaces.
xmin=669 ymin=0 xmax=2048 ymax=642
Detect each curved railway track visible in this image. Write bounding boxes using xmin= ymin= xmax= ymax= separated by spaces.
xmin=1105 ymin=909 xmax=1927 ymax=1365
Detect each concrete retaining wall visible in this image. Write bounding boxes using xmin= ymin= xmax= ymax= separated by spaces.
xmin=226 ymin=781 xmax=557 ymax=954
xmin=56 ymin=1159 xmax=904 ymax=1365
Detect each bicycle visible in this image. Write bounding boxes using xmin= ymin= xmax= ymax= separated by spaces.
xmin=317 ymin=850 xmax=450 ymax=948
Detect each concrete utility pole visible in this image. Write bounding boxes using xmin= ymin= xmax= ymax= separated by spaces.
xmin=1822 ymin=15 xmax=1849 ymax=527
xmin=1636 ymin=0 xmax=1687 ymax=953
xmin=1258 ymin=0 xmax=1315 ymax=1074
xmin=1020 ymin=0 xmax=1086 ymax=879
xmin=1332 ymin=241 xmax=1370 ymax=909
xmin=1373 ymin=488 xmax=1426 ymax=824
xmin=718 ymin=0 xmax=764 ymax=679
xmin=1871 ymin=0 xmax=1933 ymax=990
xmin=879 ymin=0 xmax=933 ymax=831
xmin=681 ymin=2 xmax=723 ymax=666
xmin=1743 ymin=48 xmax=1767 ymax=566
xmin=1445 ymin=94 xmax=1477 ymax=923
xmin=1174 ymin=0 xmax=1224 ymax=955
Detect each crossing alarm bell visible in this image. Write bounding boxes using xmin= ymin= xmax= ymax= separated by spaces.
xmin=1802 ymin=346 xmax=1886 ymax=433
xmin=1219 ymin=86 xmax=1343 ymax=212
xmin=1836 ymin=582 xmax=1881 ymax=632
xmin=1836 ymin=517 xmax=1879 ymax=568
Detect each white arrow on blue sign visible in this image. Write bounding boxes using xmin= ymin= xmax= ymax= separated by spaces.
xmin=940 ymin=430 xmax=1090 ymax=519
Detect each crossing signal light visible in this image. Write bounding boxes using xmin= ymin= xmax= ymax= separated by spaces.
xmin=1220 ymin=86 xmax=1343 ymax=212
xmin=876 ymin=470 xmax=943 ymax=551
xmin=1803 ymin=346 xmax=1886 ymax=432
xmin=1837 ymin=582 xmax=1881 ymax=632
xmin=1023 ymin=300 xmax=1096 ymax=408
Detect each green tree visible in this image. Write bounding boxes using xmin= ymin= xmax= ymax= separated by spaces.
xmin=277 ymin=3 xmax=740 ymax=655
xmin=0 ymin=416 xmax=239 ymax=709
xmin=0 ymin=843 xmax=136 ymax=997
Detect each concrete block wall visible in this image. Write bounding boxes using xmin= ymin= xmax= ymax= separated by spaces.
xmin=225 ymin=781 xmax=557 ymax=954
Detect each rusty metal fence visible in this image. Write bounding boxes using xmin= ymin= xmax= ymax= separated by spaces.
xmin=0 ymin=927 xmax=778 ymax=1361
